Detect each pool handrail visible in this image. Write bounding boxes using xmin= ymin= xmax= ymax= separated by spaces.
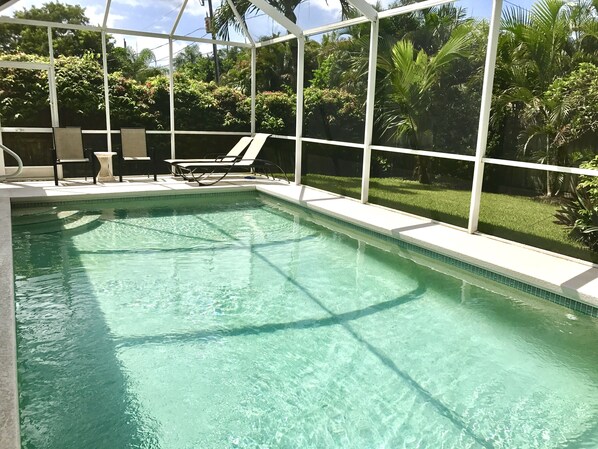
xmin=0 ymin=143 xmax=23 ymax=182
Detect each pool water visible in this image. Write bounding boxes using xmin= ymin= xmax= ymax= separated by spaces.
xmin=11 ymin=194 xmax=598 ymax=449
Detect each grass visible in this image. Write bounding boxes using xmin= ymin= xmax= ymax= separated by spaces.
xmin=301 ymin=174 xmax=596 ymax=263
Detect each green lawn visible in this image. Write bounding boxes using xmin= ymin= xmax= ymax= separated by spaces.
xmin=301 ymin=174 xmax=595 ymax=263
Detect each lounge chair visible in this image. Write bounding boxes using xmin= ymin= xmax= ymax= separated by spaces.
xmin=171 ymin=133 xmax=289 ymax=186
xmin=51 ymin=127 xmax=96 ymax=186
xmin=117 ymin=128 xmax=157 ymax=182
xmin=164 ymin=136 xmax=253 ymax=178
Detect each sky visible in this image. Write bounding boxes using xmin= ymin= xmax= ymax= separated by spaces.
xmin=0 ymin=0 xmax=539 ymax=65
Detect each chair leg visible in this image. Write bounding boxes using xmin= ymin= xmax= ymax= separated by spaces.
xmin=91 ymin=157 xmax=97 ymax=184
xmin=153 ymin=160 xmax=157 ymax=181
xmin=53 ymin=162 xmax=59 ymax=186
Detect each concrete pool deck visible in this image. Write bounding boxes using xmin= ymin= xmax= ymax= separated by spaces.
xmin=1 ymin=175 xmax=598 ymax=448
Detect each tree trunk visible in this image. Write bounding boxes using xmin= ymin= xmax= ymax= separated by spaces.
xmin=414 ymin=156 xmax=431 ymax=184
xmin=546 ymin=136 xmax=552 ymax=197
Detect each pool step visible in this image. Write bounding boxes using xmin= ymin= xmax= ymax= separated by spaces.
xmin=12 ymin=208 xmax=102 ymax=234
xmin=11 ymin=208 xmax=80 ymax=226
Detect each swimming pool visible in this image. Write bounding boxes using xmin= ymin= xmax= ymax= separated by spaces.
xmin=11 ymin=193 xmax=598 ymax=449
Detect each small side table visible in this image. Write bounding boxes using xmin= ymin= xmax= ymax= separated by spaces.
xmin=94 ymin=151 xmax=117 ymax=182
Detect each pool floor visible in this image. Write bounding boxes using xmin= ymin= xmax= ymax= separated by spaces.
xmin=11 ymin=194 xmax=598 ymax=449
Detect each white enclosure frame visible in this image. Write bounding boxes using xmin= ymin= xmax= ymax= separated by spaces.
xmin=0 ymin=0 xmax=597 ymax=235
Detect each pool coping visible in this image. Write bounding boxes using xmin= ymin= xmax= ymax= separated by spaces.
xmin=0 ymin=196 xmax=19 ymax=449
xmin=1 ymin=178 xmax=598 ymax=449
xmin=255 ymin=183 xmax=598 ymax=314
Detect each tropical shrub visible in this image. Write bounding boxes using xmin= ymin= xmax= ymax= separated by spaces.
xmin=213 ymin=86 xmax=250 ymax=131
xmin=173 ymin=74 xmax=218 ymax=130
xmin=545 ymin=63 xmax=598 ymax=147
xmin=108 ymin=72 xmax=157 ymax=128
xmin=303 ymin=87 xmax=364 ymax=142
xmin=254 ymin=91 xmax=295 ymax=134
xmin=0 ymin=53 xmax=50 ymax=127
xmin=55 ymin=54 xmax=106 ymax=127
xmin=555 ymin=157 xmax=598 ymax=252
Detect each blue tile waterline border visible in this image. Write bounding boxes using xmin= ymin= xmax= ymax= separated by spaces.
xmin=10 ymin=188 xmax=598 ymax=318
xmin=257 ymin=193 xmax=598 ymax=318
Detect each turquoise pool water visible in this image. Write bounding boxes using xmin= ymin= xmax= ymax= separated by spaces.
xmin=11 ymin=194 xmax=598 ymax=449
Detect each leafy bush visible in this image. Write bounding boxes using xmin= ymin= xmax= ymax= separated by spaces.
xmin=0 ymin=53 xmax=51 ymax=126
xmin=254 ymin=91 xmax=295 ymax=134
xmin=108 ymin=72 xmax=157 ymax=128
xmin=545 ymin=63 xmax=598 ymax=146
xmin=0 ymin=53 xmax=369 ymax=143
xmin=213 ymin=86 xmax=250 ymax=131
xmin=555 ymin=157 xmax=598 ymax=252
xmin=304 ymin=87 xmax=364 ymax=142
xmin=173 ymin=74 xmax=218 ymax=130
xmin=55 ymin=54 xmax=106 ymax=127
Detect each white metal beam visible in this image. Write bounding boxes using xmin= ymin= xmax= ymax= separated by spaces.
xmin=47 ymin=28 xmax=59 ymax=128
xmin=226 ymin=0 xmax=254 ymax=45
xmin=0 ymin=128 xmax=251 ymax=137
xmin=345 ymin=0 xmax=377 ymax=21
xmin=169 ymin=32 xmax=251 ymax=47
xmin=360 ymin=18 xmax=379 ymax=203
xmin=483 ymin=158 xmax=598 ymax=177
xmin=304 ymin=17 xmax=369 ymax=37
xmin=0 ymin=60 xmax=48 ymax=70
xmin=371 ymin=145 xmax=476 ymax=162
xmin=171 ymin=0 xmax=189 ymax=36
xmin=255 ymin=34 xmax=296 ymax=48
xmin=251 ymin=47 xmax=256 ymax=135
xmin=257 ymin=0 xmax=456 ymax=46
xmin=294 ymin=36 xmax=305 ymax=184
xmin=169 ymin=38 xmax=176 ymax=159
xmin=303 ymin=137 xmax=363 ymax=149
xmin=0 ymin=0 xmax=19 ymax=13
xmin=379 ymin=0 xmax=456 ymax=20
xmin=0 ymin=108 xmax=4 ymax=175
xmin=101 ymin=31 xmax=112 ymax=151
xmin=468 ymin=0 xmax=503 ymax=233
xmin=103 ymin=0 xmax=112 ymax=29
xmin=0 ymin=17 xmax=253 ymax=48
xmin=246 ymin=0 xmax=303 ymax=36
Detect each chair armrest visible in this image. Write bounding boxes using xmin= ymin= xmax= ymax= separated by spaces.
xmin=203 ymin=152 xmax=240 ymax=161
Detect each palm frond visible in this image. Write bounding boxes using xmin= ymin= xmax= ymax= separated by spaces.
xmin=214 ymin=0 xmax=258 ymax=41
xmin=430 ymin=25 xmax=473 ymax=71
xmin=501 ymin=5 xmax=530 ymax=36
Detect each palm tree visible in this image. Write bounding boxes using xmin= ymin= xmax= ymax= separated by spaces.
xmin=213 ymin=0 xmax=354 ymax=85
xmin=500 ymin=0 xmax=572 ymax=97
xmin=111 ymin=46 xmax=162 ymax=83
xmin=519 ymin=95 xmax=574 ymax=196
xmin=128 ymin=48 xmax=161 ymax=83
xmin=174 ymin=44 xmax=203 ymax=69
xmin=495 ymin=0 xmax=581 ymax=195
xmin=378 ymin=25 xmax=473 ymax=183
xmin=568 ymin=0 xmax=598 ymax=54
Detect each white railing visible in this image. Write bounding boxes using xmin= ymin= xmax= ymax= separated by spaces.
xmin=269 ymin=135 xmax=598 ymax=178
xmin=0 ymin=142 xmax=23 ymax=181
